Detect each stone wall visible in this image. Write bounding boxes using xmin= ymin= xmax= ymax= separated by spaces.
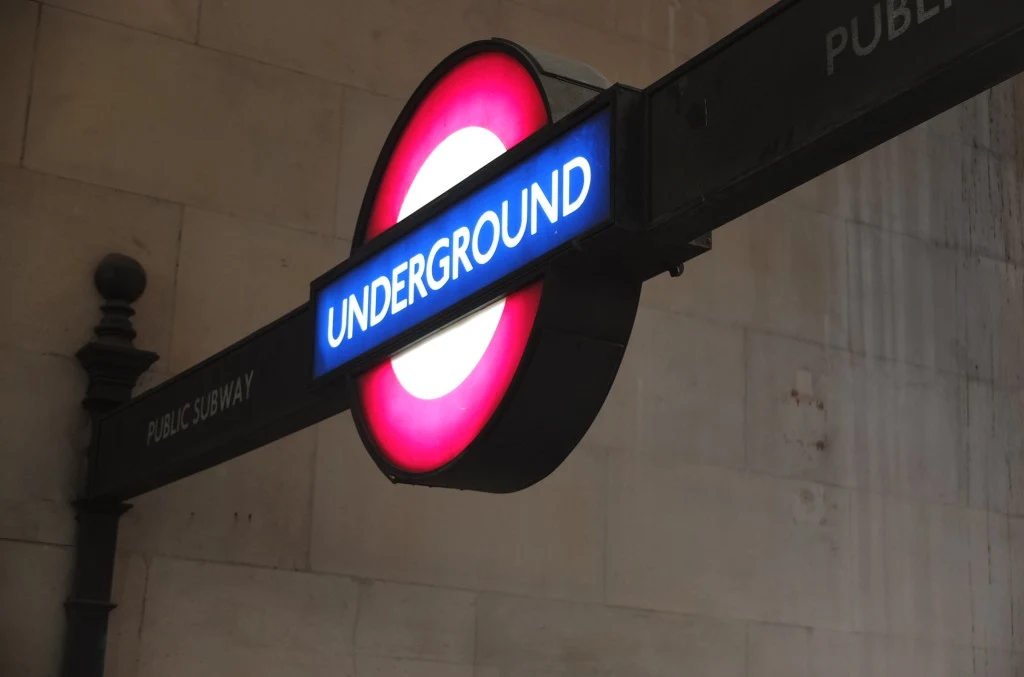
xmin=1 ymin=0 xmax=1022 ymax=675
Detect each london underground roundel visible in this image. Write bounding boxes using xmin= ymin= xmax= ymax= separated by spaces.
xmin=349 ymin=40 xmax=641 ymax=492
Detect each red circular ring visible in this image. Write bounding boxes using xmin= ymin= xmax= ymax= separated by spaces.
xmin=357 ymin=50 xmax=549 ymax=474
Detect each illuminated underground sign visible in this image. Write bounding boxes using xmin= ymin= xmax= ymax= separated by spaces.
xmin=312 ymin=108 xmax=611 ymax=379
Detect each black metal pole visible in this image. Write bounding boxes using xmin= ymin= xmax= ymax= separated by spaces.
xmin=62 ymin=254 xmax=158 ymax=677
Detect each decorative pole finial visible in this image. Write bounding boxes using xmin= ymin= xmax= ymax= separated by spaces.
xmin=75 ymin=253 xmax=159 ymax=419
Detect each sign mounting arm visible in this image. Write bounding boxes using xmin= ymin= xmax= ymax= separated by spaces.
xmin=643 ymin=0 xmax=1024 ymax=261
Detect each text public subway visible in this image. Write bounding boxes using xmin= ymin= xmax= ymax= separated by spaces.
xmin=324 ymin=156 xmax=592 ymax=348
xmin=146 ymin=370 xmax=255 ymax=447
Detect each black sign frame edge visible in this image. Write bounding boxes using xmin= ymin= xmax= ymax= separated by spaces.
xmin=308 ymin=89 xmax=626 ymax=389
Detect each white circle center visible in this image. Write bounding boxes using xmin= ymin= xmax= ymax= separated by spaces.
xmin=391 ymin=127 xmax=507 ymax=400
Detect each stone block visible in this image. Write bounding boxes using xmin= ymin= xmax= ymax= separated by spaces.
xmin=606 ymin=458 xmax=851 ymax=629
xmin=583 ymin=308 xmax=745 ymax=470
xmin=0 ymin=541 xmax=72 ymax=677
xmin=747 ymin=331 xmax=970 ymax=505
xmin=355 ymin=580 xmax=475 ymax=665
xmin=0 ymin=0 xmax=37 ymax=165
xmin=0 ymin=166 xmax=181 ymax=361
xmin=973 ymin=649 xmax=1024 ymax=677
xmin=962 ymin=256 xmax=1024 ymax=386
xmin=790 ymin=128 xmax=969 ymax=250
xmin=118 ymin=427 xmax=316 ymax=570
xmin=848 ymin=222 xmax=967 ymax=375
xmin=105 ymin=553 xmax=149 ymax=677
xmin=967 ymin=381 xmax=1024 ymax=516
xmin=853 ymin=495 xmax=974 ymax=644
xmin=746 ymin=624 xmax=885 ymax=677
xmin=310 ymin=413 xmax=606 ymax=602
xmin=0 ymin=349 xmax=85 ymax=546
xmin=26 ymin=9 xmax=342 ymax=234
xmin=926 ymin=80 xmax=1020 ymax=156
xmin=883 ymin=638 xmax=976 ymax=677
xmin=965 ymin=149 xmax=1023 ymax=265
xmin=199 ymin=0 xmax=497 ymax=99
xmin=843 ymin=360 xmax=968 ymax=506
xmin=168 ymin=208 xmax=347 ymax=372
xmin=498 ymin=1 xmax=677 ymax=88
xmin=355 ymin=657 xmax=473 ymax=677
xmin=969 ymin=511 xmax=1014 ymax=650
xmin=137 ymin=557 xmax=357 ymax=677
xmin=475 ymin=593 xmax=746 ymax=677
xmin=336 ymin=88 xmax=404 ymax=241
xmin=46 ymin=0 xmax=200 ymax=41
xmin=745 ymin=330 xmax=849 ymax=487
xmin=1012 ymin=518 xmax=1024 ymax=652
xmin=504 ymin=0 xmax=711 ymax=58
xmin=643 ymin=200 xmax=848 ymax=350
xmin=846 ymin=491 xmax=888 ymax=634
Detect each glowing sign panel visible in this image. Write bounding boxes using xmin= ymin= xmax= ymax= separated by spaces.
xmin=312 ymin=109 xmax=612 ymax=379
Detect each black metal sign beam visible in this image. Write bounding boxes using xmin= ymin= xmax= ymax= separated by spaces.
xmin=88 ymin=304 xmax=347 ymax=501
xmin=645 ymin=0 xmax=1024 ymax=256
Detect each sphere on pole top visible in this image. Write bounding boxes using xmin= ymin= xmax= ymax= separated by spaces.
xmin=94 ymin=253 xmax=147 ymax=304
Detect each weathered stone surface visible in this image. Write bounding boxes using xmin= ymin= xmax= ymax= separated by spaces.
xmin=356 ymin=657 xmax=472 ymax=677
xmin=642 ymin=200 xmax=848 ymax=350
xmin=962 ymin=256 xmax=1024 ymax=386
xmin=504 ymin=0 xmax=711 ymax=58
xmin=475 ymin=593 xmax=746 ymax=677
xmin=311 ymin=413 xmax=606 ymax=602
xmin=0 ymin=349 xmax=85 ymax=546
xmin=355 ymin=581 xmax=475 ymax=665
xmin=0 ymin=165 xmax=181 ymax=361
xmin=168 ymin=208 xmax=347 ymax=371
xmin=747 ymin=330 xmax=970 ymax=505
xmin=584 ymin=308 xmax=746 ymax=470
xmin=606 ymin=457 xmax=850 ymax=629
xmin=1012 ymin=518 xmax=1024 ymax=652
xmin=746 ymin=624 xmax=884 ymax=677
xmin=46 ymin=0 xmax=200 ymax=41
xmin=336 ymin=88 xmax=404 ymax=241
xmin=745 ymin=331 xmax=849 ymax=486
xmin=497 ymin=1 xmax=676 ymax=88
xmin=852 ymin=494 xmax=975 ymax=644
xmin=790 ymin=128 xmax=969 ymax=250
xmin=119 ymin=428 xmax=316 ymax=570
xmin=965 ymin=150 xmax=1023 ymax=265
xmin=969 ymin=511 xmax=1014 ymax=650
xmin=848 ymin=222 xmax=966 ymax=375
xmin=199 ymin=0 xmax=497 ymax=99
xmin=883 ymin=638 xmax=977 ymax=677
xmin=0 ymin=0 xmax=37 ymax=165
xmin=973 ymin=649 xmax=1024 ymax=677
xmin=26 ymin=9 xmax=341 ymax=233
xmin=927 ymin=79 xmax=1021 ymax=156
xmin=137 ymin=557 xmax=357 ymax=677
xmin=0 ymin=541 xmax=72 ymax=677
xmin=967 ymin=381 xmax=1024 ymax=516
